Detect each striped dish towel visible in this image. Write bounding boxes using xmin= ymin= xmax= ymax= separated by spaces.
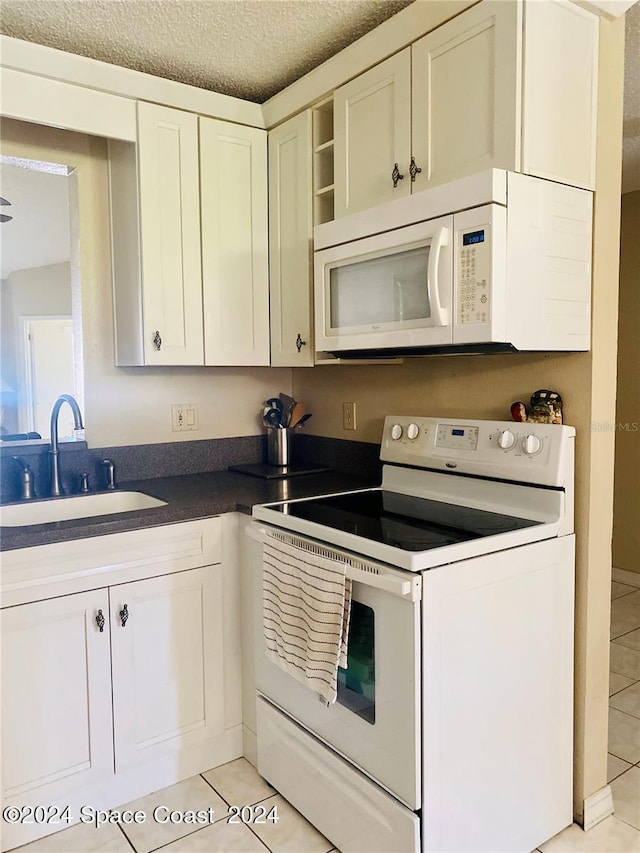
xmin=263 ymin=529 xmax=352 ymax=705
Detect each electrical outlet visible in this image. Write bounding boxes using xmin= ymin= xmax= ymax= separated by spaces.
xmin=171 ymin=404 xmax=199 ymax=432
xmin=343 ymin=402 xmax=356 ymax=431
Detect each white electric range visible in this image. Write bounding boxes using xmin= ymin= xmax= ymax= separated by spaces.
xmin=250 ymin=417 xmax=575 ymax=853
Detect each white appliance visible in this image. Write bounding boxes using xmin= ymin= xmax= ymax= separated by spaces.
xmin=314 ymin=170 xmax=593 ymax=356
xmin=250 ymin=417 xmax=575 ymax=853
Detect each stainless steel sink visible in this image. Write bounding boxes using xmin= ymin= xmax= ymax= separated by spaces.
xmin=0 ymin=491 xmax=167 ymax=527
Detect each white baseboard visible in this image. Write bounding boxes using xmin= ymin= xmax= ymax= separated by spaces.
xmin=582 ymin=784 xmax=614 ymax=831
xmin=612 ymin=567 xmax=640 ymax=588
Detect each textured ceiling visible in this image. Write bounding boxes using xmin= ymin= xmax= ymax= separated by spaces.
xmin=0 ymin=0 xmax=414 ymax=102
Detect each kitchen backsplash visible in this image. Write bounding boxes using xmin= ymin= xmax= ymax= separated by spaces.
xmin=0 ymin=434 xmax=382 ymax=502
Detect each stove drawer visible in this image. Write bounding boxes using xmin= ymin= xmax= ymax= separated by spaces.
xmin=257 ymin=697 xmax=419 ymax=853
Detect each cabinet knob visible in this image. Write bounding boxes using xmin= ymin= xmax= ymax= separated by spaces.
xmin=295 ymin=333 xmax=307 ymax=353
xmin=409 ymin=157 xmax=422 ymax=182
xmin=96 ymin=610 xmax=105 ymax=632
xmin=153 ymin=330 xmax=162 ymax=351
xmin=391 ymin=163 xmax=404 ymax=188
xmin=120 ymin=604 xmax=129 ymax=627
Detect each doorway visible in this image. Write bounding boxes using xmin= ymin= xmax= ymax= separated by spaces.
xmin=20 ymin=316 xmax=75 ymax=438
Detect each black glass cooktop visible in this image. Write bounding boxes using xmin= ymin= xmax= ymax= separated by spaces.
xmin=273 ymin=489 xmax=541 ymax=552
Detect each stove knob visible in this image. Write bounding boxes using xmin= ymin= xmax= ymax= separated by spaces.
xmin=407 ymin=423 xmax=419 ymax=440
xmin=523 ymin=434 xmax=542 ymax=456
xmin=390 ymin=424 xmax=403 ymax=441
xmin=497 ymin=429 xmax=516 ymax=450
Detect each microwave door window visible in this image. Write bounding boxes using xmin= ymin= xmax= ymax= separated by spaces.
xmin=329 ymin=245 xmax=431 ymax=331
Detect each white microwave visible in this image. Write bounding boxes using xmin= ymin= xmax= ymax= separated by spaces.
xmin=314 ymin=170 xmax=593 ymax=357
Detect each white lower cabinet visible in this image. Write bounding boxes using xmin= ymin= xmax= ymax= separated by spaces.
xmin=111 ymin=567 xmax=224 ymax=772
xmin=0 ymin=517 xmax=241 ymax=851
xmin=1 ymin=590 xmax=114 ymax=804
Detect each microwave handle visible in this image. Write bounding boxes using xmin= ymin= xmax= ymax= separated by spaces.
xmin=427 ymin=226 xmax=449 ymax=327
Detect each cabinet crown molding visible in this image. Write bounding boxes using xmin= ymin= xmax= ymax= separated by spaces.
xmin=0 ymin=34 xmax=264 ymax=128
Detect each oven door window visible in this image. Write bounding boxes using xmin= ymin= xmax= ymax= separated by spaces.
xmin=328 ymin=244 xmax=431 ymax=333
xmin=337 ymin=600 xmax=375 ymax=724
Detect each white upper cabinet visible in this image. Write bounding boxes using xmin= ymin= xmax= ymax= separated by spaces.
xmin=268 ymin=111 xmax=314 ymax=367
xmin=200 ymin=118 xmax=269 ymax=366
xmin=334 ymin=50 xmax=412 ymax=218
xmin=111 ymin=106 xmax=269 ymax=367
xmin=111 ymin=103 xmax=204 ymax=366
xmin=332 ymin=0 xmax=597 ymax=218
xmin=411 ymin=1 xmax=521 ymax=192
xmin=135 ymin=102 xmax=204 ymax=365
xmin=521 ymin=0 xmax=598 ymax=190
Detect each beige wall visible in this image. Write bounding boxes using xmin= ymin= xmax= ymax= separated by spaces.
xmin=293 ymin=353 xmax=586 ymax=443
xmin=613 ymin=190 xmax=640 ymax=573
xmin=293 ymin=15 xmax=626 ymax=822
xmin=6 ymin=261 xmax=71 ymax=317
xmin=0 ymin=119 xmax=292 ymax=448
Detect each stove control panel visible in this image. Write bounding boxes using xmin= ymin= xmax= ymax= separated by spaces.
xmin=380 ymin=416 xmax=575 ymax=487
xmin=436 ymin=424 xmax=479 ymax=451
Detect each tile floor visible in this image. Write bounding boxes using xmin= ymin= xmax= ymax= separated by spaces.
xmin=10 ymin=758 xmax=337 ymax=853
xmin=537 ymin=568 xmax=640 ymax=853
xmin=11 ymin=570 xmax=640 ymax=853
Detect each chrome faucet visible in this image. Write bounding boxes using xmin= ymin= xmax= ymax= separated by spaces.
xmin=49 ymin=394 xmax=84 ymax=497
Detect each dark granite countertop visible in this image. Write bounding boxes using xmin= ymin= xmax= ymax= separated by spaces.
xmin=0 ymin=468 xmax=378 ymax=552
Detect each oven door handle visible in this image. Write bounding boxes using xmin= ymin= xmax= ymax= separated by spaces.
xmin=247 ymin=523 xmax=420 ymax=601
xmin=344 ymin=564 xmax=416 ymax=599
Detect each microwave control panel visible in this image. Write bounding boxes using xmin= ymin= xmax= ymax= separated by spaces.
xmin=456 ymin=225 xmax=491 ymax=326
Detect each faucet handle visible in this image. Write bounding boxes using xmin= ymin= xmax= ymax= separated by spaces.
xmin=102 ymin=459 xmax=116 ymax=490
xmin=80 ymin=473 xmax=90 ymax=493
xmin=11 ymin=456 xmax=35 ymax=501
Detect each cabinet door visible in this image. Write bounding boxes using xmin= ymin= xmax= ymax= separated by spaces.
xmin=110 ymin=566 xmax=224 ymax=772
xmin=268 ymin=112 xmax=314 ymax=367
xmin=411 ymin=1 xmax=521 ymax=192
xmin=334 ymin=49 xmax=411 ymax=218
xmin=137 ymin=102 xmax=204 ymax=365
xmin=200 ymin=118 xmax=269 ymax=366
xmin=1 ymin=591 xmax=113 ymax=804
xmin=521 ymin=0 xmax=598 ymax=190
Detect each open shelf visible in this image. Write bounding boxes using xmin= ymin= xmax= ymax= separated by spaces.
xmin=315 ymin=183 xmax=335 ymax=197
xmin=314 ymin=139 xmax=335 ymax=154
xmin=312 ymin=97 xmax=334 ymax=225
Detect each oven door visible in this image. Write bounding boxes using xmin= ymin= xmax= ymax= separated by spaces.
xmin=250 ymin=523 xmax=422 ymax=809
